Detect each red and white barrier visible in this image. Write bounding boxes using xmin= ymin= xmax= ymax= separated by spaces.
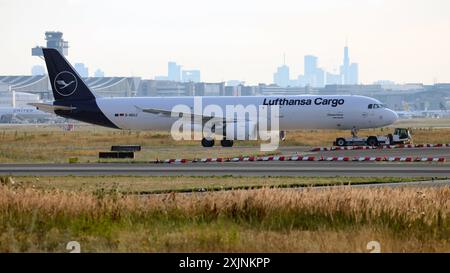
xmin=417 ymin=157 xmax=446 ymax=162
xmin=156 ymin=155 xmax=445 ymax=164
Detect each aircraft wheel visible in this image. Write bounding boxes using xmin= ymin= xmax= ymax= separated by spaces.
xmin=335 ymin=138 xmax=346 ymax=147
xmin=367 ymin=136 xmax=379 ymax=147
xmin=201 ymin=138 xmax=215 ymax=147
xmin=220 ymin=139 xmax=234 ymax=147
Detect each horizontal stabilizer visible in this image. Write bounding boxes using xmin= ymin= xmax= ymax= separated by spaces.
xmin=28 ymin=103 xmax=76 ymax=113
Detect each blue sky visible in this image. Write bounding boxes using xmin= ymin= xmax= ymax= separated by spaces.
xmin=0 ymin=0 xmax=449 ymax=84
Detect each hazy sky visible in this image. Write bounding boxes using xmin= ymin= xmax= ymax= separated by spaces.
xmin=0 ymin=0 xmax=449 ymax=84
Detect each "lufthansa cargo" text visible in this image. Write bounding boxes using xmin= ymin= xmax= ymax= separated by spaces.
xmin=263 ymin=97 xmax=345 ymax=107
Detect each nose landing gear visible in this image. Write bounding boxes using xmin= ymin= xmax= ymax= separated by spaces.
xmin=201 ymin=138 xmax=215 ymax=147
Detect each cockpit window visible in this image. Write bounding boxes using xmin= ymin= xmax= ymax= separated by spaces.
xmin=368 ymin=103 xmax=385 ymax=109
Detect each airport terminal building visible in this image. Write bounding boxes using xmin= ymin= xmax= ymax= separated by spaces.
xmin=1 ymin=74 xmax=450 ymax=113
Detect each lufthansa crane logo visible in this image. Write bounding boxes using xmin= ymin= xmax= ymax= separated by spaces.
xmin=54 ymin=71 xmax=78 ymax=97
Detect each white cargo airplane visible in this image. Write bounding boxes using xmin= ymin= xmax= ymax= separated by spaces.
xmin=30 ymin=48 xmax=398 ymax=147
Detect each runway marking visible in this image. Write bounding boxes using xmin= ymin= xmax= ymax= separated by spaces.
xmin=310 ymin=143 xmax=450 ymax=152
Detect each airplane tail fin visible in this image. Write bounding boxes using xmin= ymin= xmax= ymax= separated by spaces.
xmin=42 ymin=48 xmax=96 ymax=101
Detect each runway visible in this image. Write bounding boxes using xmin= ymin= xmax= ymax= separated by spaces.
xmin=281 ymin=146 xmax=450 ymax=160
xmin=0 ymin=161 xmax=449 ymax=177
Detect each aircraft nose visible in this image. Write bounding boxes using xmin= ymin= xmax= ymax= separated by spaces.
xmin=386 ymin=109 xmax=398 ymax=124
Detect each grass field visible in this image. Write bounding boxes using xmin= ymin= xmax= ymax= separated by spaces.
xmin=1 ymin=176 xmax=450 ymax=252
xmin=1 ymin=122 xmax=450 ymax=163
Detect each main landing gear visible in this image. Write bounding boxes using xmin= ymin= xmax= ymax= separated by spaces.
xmin=220 ymin=139 xmax=233 ymax=147
xmin=201 ymin=138 xmax=234 ymax=147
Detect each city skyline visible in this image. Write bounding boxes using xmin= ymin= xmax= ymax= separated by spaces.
xmin=273 ymin=45 xmax=358 ymax=87
xmin=1 ymin=0 xmax=449 ymax=84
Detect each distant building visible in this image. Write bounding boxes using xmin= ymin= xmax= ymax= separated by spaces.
xmin=225 ymin=85 xmax=241 ymax=96
xmin=320 ymin=84 xmax=383 ymax=95
xmin=194 ymin=82 xmax=225 ymax=96
xmin=139 ymin=80 xmax=190 ymax=96
xmin=168 ymin=62 xmax=181 ymax=82
xmin=304 ymin=55 xmax=318 ymax=77
xmin=297 ymin=75 xmax=307 ymax=87
xmin=340 ymin=45 xmax=359 ymax=84
xmin=31 ymin=65 xmax=45 ymax=76
xmin=273 ymin=65 xmax=290 ymax=87
xmin=258 ymin=84 xmax=310 ymax=95
xmin=154 ymin=76 xmax=168 ymax=81
xmin=340 ymin=46 xmax=350 ymax=84
xmin=0 ymin=75 xmax=141 ymax=99
xmin=0 ymin=82 xmax=8 ymax=92
xmin=32 ymin=31 xmax=69 ymax=57
xmin=83 ymin=77 xmax=140 ymax=97
xmin=240 ymin=85 xmax=257 ymax=96
xmin=74 ymin=63 xmax=89 ymax=77
xmin=224 ymin=84 xmax=257 ymax=96
xmin=374 ymin=80 xmax=396 ymax=86
xmin=349 ymin=63 xmax=359 ymax=84
xmin=302 ymin=55 xmax=325 ymax=87
xmin=94 ymin=69 xmax=105 ymax=77
xmin=315 ymin=68 xmax=325 ymax=87
xmin=226 ymin=80 xmax=244 ymax=86
xmin=326 ymin=72 xmax=342 ymax=85
xmin=182 ymin=70 xmax=201 ymax=83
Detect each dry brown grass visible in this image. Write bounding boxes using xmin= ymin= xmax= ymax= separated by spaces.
xmin=395 ymin=118 xmax=450 ymax=128
xmin=1 ymin=182 xmax=450 ymax=252
xmin=0 ymin=129 xmax=272 ymax=163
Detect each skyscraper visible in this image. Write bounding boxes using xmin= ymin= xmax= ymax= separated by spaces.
xmin=341 ymin=46 xmax=350 ymax=84
xmin=168 ymin=62 xmax=181 ymax=82
xmin=304 ymin=55 xmax=318 ymax=77
xmin=273 ymin=65 xmax=290 ymax=87
xmin=349 ymin=63 xmax=359 ymax=84
xmin=340 ymin=44 xmax=359 ymax=84
xmin=315 ymin=68 xmax=325 ymax=87
xmin=303 ymin=55 xmax=325 ymax=87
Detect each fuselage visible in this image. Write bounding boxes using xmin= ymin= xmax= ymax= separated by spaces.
xmin=55 ymin=94 xmax=398 ymax=131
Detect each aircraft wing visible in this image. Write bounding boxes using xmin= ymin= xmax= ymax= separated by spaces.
xmin=135 ymin=106 xmax=249 ymax=123
xmin=28 ymin=103 xmax=77 ymax=113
